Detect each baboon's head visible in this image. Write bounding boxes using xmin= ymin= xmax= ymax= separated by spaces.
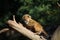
xmin=22 ymin=14 xmax=31 ymax=22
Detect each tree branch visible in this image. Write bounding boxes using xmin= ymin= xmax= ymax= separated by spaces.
xmin=57 ymin=2 xmax=60 ymax=7
xmin=0 ymin=28 xmax=9 ymax=34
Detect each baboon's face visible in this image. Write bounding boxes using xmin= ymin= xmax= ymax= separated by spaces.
xmin=22 ymin=14 xmax=31 ymax=21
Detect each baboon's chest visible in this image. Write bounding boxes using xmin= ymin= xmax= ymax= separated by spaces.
xmin=27 ymin=20 xmax=35 ymax=26
xmin=26 ymin=21 xmax=35 ymax=32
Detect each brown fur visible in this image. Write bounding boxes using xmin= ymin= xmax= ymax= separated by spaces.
xmin=22 ymin=14 xmax=47 ymax=36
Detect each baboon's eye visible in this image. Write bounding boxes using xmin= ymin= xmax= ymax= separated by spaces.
xmin=27 ymin=16 xmax=29 ymax=17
